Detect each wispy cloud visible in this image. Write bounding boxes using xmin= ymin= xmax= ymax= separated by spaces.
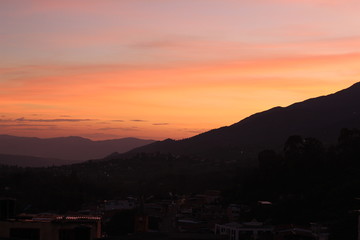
xmin=0 ymin=124 xmax=56 ymax=127
xmin=0 ymin=119 xmax=11 ymax=122
xmin=152 ymin=123 xmax=169 ymax=126
xmin=14 ymin=127 xmax=59 ymax=131
xmin=15 ymin=117 xmax=94 ymax=122
xmin=98 ymin=127 xmax=139 ymax=131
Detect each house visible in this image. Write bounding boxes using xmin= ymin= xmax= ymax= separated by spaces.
xmin=274 ymin=224 xmax=329 ymax=240
xmin=215 ymin=222 xmax=329 ymax=240
xmin=215 ymin=220 xmax=273 ymax=240
xmin=0 ymin=214 xmax=101 ymax=240
xmin=102 ymin=199 xmax=136 ymax=211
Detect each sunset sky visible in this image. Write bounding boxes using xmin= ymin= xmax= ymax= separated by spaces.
xmin=1 ymin=0 xmax=360 ymax=140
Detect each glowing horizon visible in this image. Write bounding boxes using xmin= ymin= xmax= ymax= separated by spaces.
xmin=1 ymin=0 xmax=360 ymax=140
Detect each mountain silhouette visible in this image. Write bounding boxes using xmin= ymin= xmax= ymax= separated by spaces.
xmin=0 ymin=153 xmax=75 ymax=167
xmin=127 ymin=82 xmax=360 ymax=159
xmin=0 ymin=135 xmax=155 ymax=163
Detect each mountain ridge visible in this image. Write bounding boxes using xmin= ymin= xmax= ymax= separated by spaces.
xmin=126 ymin=82 xmax=360 ymax=159
xmin=0 ymin=135 xmax=155 ymax=163
xmin=0 ymin=153 xmax=75 ymax=167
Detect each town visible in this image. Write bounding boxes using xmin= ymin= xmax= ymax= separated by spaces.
xmin=0 ymin=190 xmax=334 ymax=240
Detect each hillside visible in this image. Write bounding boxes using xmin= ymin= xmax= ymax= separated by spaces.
xmin=128 ymin=82 xmax=360 ymax=159
xmin=0 ymin=154 xmax=75 ymax=167
xmin=0 ymin=135 xmax=155 ymax=163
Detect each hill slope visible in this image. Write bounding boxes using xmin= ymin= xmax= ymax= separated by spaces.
xmin=0 ymin=135 xmax=155 ymax=162
xmin=0 ymin=154 xmax=75 ymax=167
xmin=128 ymin=82 xmax=360 ymax=158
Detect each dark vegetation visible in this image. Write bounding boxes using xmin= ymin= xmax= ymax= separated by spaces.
xmin=224 ymin=128 xmax=360 ymax=239
xmin=0 ymin=129 xmax=359 ymax=239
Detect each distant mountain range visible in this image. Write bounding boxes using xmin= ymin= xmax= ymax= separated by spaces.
xmin=127 ymin=82 xmax=360 ymax=159
xmin=0 ymin=135 xmax=155 ymax=165
xmin=0 ymin=154 xmax=75 ymax=167
xmin=2 ymin=82 xmax=360 ymax=166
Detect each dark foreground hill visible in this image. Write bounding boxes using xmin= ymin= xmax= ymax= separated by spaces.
xmin=128 ymin=82 xmax=360 ymax=159
xmin=1 ymin=128 xmax=359 ymax=240
xmin=0 ymin=135 xmax=155 ymax=164
xmin=0 ymin=154 xmax=75 ymax=167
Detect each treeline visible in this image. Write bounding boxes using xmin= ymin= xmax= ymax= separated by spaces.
xmin=223 ymin=128 xmax=360 ymax=239
xmin=0 ymin=150 xmax=240 ymax=212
